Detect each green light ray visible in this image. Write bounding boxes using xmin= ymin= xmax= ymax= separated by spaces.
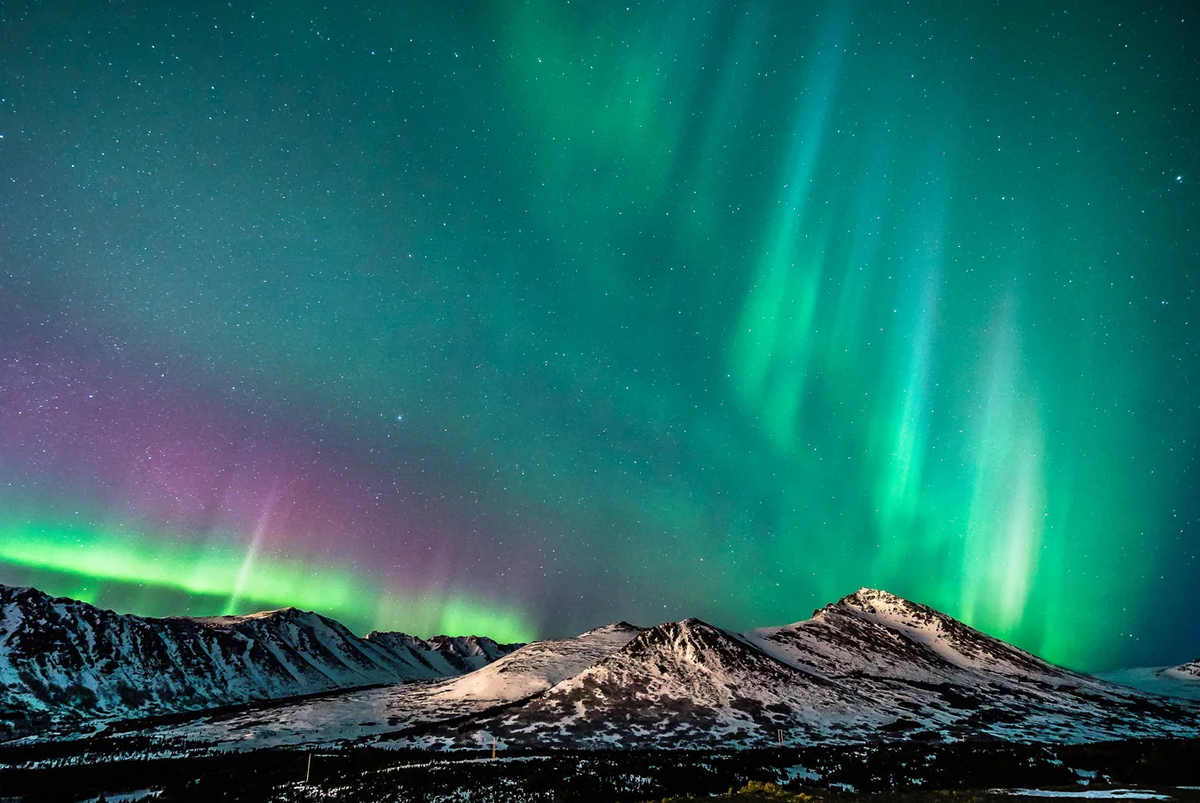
xmin=873 ymin=271 xmax=938 ymax=554
xmin=730 ymin=18 xmax=847 ymax=450
xmin=957 ymin=300 xmax=1046 ymax=635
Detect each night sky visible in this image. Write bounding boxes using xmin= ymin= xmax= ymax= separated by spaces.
xmin=2 ymin=1 xmax=1198 ymax=671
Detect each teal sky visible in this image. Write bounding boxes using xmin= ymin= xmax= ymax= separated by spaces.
xmin=1 ymin=1 xmax=1197 ymax=669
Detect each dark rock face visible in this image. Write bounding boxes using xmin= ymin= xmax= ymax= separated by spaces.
xmin=363 ymin=631 xmax=521 ymax=676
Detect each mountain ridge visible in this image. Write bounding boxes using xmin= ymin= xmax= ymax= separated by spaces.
xmin=4 ymin=583 xmax=1200 ymax=750
xmin=0 ymin=583 xmax=520 ymax=740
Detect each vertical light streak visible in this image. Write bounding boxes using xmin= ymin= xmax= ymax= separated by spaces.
xmin=877 ymin=270 xmax=938 ymax=542
xmin=870 ymin=140 xmax=954 ymax=577
xmin=730 ymin=12 xmax=848 ymax=450
xmin=224 ymin=483 xmax=279 ymax=616
xmin=959 ymin=299 xmax=1046 ymax=635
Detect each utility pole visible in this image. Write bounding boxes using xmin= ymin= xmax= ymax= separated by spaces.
xmin=491 ymin=736 xmax=497 ymax=761
xmin=306 ymin=752 xmax=312 ymax=784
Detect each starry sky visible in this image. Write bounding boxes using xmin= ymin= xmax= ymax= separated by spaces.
xmin=1 ymin=1 xmax=1197 ymax=670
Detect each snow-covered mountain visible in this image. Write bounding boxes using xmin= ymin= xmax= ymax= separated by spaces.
xmin=457 ymin=617 xmax=886 ymax=749
xmin=1096 ymin=656 xmax=1200 ymax=701
xmin=0 ymin=584 xmax=518 ymax=740
xmin=745 ymin=588 xmax=1200 ymax=742
xmin=747 ymin=587 xmax=1053 ymax=681
xmin=435 ymin=590 xmax=1200 ymax=749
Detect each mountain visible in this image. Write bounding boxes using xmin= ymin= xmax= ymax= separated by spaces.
xmin=746 ymin=588 xmax=1054 ymax=681
xmin=1096 ymin=656 xmax=1200 ymax=702
xmin=450 ymin=617 xmax=886 ymax=749
xmin=410 ymin=589 xmax=1200 ymax=750
xmin=0 ymin=584 xmax=518 ymax=740
xmin=740 ymin=588 xmax=1200 ymax=742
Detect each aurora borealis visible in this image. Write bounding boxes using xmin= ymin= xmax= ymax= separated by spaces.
xmin=1 ymin=1 xmax=1197 ymax=670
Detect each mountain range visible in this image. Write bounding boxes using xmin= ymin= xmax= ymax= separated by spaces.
xmin=2 ymin=583 xmax=1199 ymax=750
xmin=0 ymin=584 xmax=518 ymax=740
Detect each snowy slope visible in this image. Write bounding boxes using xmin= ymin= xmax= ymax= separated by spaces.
xmin=1163 ymin=658 xmax=1200 ymax=680
xmin=430 ymin=622 xmax=642 ymax=703
xmin=452 ymin=617 xmax=889 ymax=749
xmin=0 ymin=584 xmax=516 ymax=740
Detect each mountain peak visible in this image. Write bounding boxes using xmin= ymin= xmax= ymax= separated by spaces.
xmin=1163 ymin=658 xmax=1200 ymax=680
xmin=849 ymin=586 xmax=901 ymax=600
xmin=812 ymin=587 xmax=935 ymax=626
xmin=582 ymin=621 xmax=643 ymax=636
xmin=190 ymin=605 xmax=323 ymax=628
xmin=241 ymin=605 xmax=304 ymax=618
xmin=622 ymin=617 xmax=738 ymax=661
xmin=841 ymin=587 xmax=915 ymax=610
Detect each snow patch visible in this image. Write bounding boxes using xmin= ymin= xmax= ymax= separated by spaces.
xmin=991 ymin=790 xmax=1171 ymax=799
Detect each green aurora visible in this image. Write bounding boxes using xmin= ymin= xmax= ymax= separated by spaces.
xmin=1 ymin=1 xmax=1197 ymax=669
xmin=0 ymin=522 xmax=534 ymax=644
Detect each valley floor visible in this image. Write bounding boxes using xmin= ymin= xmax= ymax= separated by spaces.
xmin=4 ymin=739 xmax=1200 ymax=803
